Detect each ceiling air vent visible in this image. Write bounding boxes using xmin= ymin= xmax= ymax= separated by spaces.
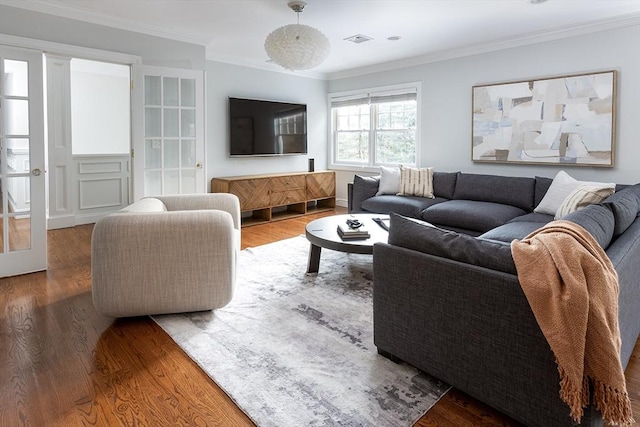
xmin=344 ymin=34 xmax=373 ymax=44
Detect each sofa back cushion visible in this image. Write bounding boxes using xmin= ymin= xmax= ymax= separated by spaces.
xmin=601 ymin=184 xmax=640 ymax=238
xmin=453 ymin=173 xmax=535 ymax=211
xmin=433 ymin=171 xmax=458 ymax=199
xmin=562 ymin=204 xmax=615 ymax=249
xmin=388 ymin=213 xmax=517 ymax=274
xmin=534 ymin=176 xmax=553 ymax=207
xmin=352 ymin=175 xmax=380 ymax=211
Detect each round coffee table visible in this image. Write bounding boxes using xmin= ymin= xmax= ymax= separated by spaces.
xmin=305 ymin=213 xmax=389 ymax=273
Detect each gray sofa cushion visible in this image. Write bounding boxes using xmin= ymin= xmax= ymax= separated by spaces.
xmin=508 ymin=212 xmax=554 ymax=224
xmin=534 ymin=176 xmax=553 ymax=208
xmin=562 ymin=204 xmax=615 ymax=249
xmin=388 ymin=213 xmax=516 ymax=274
xmin=352 ymin=175 xmax=380 ymax=211
xmin=433 ymin=171 xmax=458 ymax=199
xmin=362 ymin=195 xmax=446 ymax=218
xmin=421 ymin=200 xmax=528 ymax=233
xmin=479 ymin=222 xmax=544 ymax=243
xmin=453 ymin=173 xmax=536 ymax=211
xmin=601 ymin=184 xmax=640 ymax=237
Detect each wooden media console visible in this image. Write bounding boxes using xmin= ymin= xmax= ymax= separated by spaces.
xmin=211 ymin=171 xmax=336 ymax=226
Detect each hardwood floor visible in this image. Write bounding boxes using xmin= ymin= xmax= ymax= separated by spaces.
xmin=1 ymin=209 xmax=638 ymax=426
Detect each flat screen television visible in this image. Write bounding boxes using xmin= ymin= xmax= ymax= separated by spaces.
xmin=229 ymin=97 xmax=307 ymax=157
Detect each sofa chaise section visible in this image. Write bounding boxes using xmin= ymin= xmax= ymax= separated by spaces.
xmin=372 ymin=183 xmax=640 ymax=426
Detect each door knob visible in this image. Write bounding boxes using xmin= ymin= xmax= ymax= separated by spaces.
xmin=31 ymin=168 xmax=43 ymax=176
xmin=196 ymin=163 xmax=203 ymax=169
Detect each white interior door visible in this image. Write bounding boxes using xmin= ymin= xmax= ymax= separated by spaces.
xmin=132 ymin=65 xmax=205 ymax=199
xmin=0 ymin=46 xmax=46 ymax=277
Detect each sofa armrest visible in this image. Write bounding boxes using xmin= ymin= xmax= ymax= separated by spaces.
xmin=92 ymin=210 xmax=236 ymax=317
xmin=155 ymin=193 xmax=241 ymax=230
xmin=373 ymin=242 xmax=602 ymax=427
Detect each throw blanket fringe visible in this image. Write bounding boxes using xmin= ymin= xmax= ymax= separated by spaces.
xmin=558 ymin=368 xmax=590 ymax=420
xmin=592 ymin=380 xmax=635 ymax=426
xmin=511 ymin=220 xmax=634 ymax=426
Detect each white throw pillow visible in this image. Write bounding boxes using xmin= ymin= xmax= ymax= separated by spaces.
xmin=554 ymin=184 xmax=615 ymax=219
xmin=376 ymin=165 xmax=401 ymax=195
xmin=397 ymin=166 xmax=434 ymax=198
xmin=534 ymin=170 xmax=614 ymax=216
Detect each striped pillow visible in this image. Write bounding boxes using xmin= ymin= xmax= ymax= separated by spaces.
xmin=555 ymin=183 xmax=615 ymax=219
xmin=397 ymin=166 xmax=434 ymax=198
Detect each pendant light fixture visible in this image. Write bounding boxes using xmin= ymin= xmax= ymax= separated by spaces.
xmin=264 ymin=1 xmax=330 ymax=71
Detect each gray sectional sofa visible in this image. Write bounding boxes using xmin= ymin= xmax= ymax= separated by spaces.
xmin=348 ymin=172 xmax=640 ymax=427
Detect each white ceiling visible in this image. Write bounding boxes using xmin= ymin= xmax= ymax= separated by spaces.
xmin=2 ymin=0 xmax=640 ymax=77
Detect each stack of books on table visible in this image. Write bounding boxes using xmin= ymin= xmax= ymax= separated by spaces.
xmin=337 ymin=223 xmax=370 ymax=240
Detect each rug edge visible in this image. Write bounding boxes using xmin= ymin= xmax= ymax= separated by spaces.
xmin=149 ymin=314 xmax=260 ymax=426
xmin=408 ymin=385 xmax=452 ymax=425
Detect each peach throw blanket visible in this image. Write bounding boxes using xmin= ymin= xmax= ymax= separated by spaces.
xmin=511 ymin=220 xmax=634 ymax=426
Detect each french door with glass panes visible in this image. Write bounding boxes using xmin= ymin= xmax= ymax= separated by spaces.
xmin=133 ymin=66 xmax=205 ymax=199
xmin=0 ymin=46 xmax=46 ymax=277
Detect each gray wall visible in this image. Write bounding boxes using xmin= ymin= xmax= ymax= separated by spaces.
xmin=0 ymin=5 xmax=205 ymax=68
xmin=205 ymin=61 xmax=328 ymax=180
xmin=329 ymin=24 xmax=640 ymax=204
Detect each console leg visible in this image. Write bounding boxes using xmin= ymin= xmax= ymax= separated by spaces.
xmin=307 ymin=244 xmax=321 ymax=273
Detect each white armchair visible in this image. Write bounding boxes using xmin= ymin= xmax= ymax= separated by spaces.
xmin=91 ymin=193 xmax=241 ymax=317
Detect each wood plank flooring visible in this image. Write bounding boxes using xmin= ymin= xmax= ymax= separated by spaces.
xmin=1 ymin=209 xmax=638 ymax=426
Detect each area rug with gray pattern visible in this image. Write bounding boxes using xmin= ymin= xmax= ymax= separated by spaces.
xmin=152 ymin=235 xmax=449 ymax=426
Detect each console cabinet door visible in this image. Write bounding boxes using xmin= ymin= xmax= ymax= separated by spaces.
xmin=228 ymin=178 xmax=270 ymax=210
xmin=306 ymin=172 xmax=335 ymax=199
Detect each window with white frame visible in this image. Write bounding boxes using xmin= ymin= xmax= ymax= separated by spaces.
xmin=330 ymin=85 xmax=418 ymax=167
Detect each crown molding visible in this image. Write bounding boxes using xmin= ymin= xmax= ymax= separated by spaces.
xmin=1 ymin=0 xmax=211 ymax=46
xmin=205 ymin=53 xmax=328 ymax=80
xmin=0 ymin=33 xmax=142 ymax=64
xmin=326 ymin=12 xmax=640 ymax=81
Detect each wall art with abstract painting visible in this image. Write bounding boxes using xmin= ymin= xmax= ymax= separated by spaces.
xmin=472 ymin=71 xmax=615 ymax=166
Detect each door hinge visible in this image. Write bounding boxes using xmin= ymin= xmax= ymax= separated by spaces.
xmin=130 ymin=80 xmax=134 ymax=90
xmin=131 ymin=148 xmax=135 ymax=158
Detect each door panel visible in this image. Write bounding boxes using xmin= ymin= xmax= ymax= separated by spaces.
xmin=133 ymin=66 xmax=205 ymax=199
xmin=0 ymin=46 xmax=46 ymax=277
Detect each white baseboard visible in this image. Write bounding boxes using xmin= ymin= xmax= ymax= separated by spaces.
xmin=336 ymin=198 xmax=348 ymax=208
xmin=47 ymin=215 xmax=76 ymax=230
xmin=75 ymin=212 xmax=109 ymax=226
xmin=47 ymin=212 xmax=111 ymax=229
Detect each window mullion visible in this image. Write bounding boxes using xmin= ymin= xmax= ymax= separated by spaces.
xmin=370 ymin=103 xmax=377 ymax=166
